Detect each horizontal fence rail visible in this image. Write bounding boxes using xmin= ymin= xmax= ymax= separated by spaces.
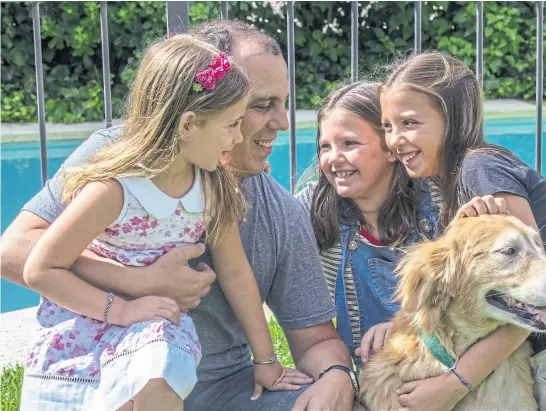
xmin=30 ymin=1 xmax=545 ymax=190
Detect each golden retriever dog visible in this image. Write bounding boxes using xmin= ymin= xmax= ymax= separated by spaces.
xmin=358 ymin=215 xmax=546 ymax=410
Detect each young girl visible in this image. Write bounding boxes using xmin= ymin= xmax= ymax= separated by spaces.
xmin=380 ymin=51 xmax=546 ymax=409
xmin=296 ymin=81 xmax=439 ymax=367
xmin=20 ymin=35 xmax=307 ymax=411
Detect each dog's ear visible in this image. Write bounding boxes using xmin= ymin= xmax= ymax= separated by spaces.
xmin=396 ymin=237 xmax=461 ymax=334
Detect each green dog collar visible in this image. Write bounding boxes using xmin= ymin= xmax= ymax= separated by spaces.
xmin=417 ymin=328 xmax=456 ymax=369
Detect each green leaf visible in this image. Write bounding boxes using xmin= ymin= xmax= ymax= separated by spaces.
xmin=192 ymin=82 xmax=203 ymax=93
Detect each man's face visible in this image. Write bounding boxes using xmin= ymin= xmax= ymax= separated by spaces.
xmin=224 ymin=44 xmax=289 ymax=177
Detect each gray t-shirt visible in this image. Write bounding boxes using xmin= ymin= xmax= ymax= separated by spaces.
xmin=23 ymin=127 xmax=335 ymax=382
xmin=460 ymin=151 xmax=546 ymax=243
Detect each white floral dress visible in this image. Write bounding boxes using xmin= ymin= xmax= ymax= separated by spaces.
xmin=20 ymin=169 xmax=205 ymax=411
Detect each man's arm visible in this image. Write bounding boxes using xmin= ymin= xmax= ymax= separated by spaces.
xmin=286 ymin=322 xmax=351 ymax=379
xmin=1 ymin=211 xmax=130 ymax=291
xmin=0 ymin=210 xmax=213 ymax=309
xmin=264 ymin=191 xmax=354 ymax=410
xmin=286 ymin=323 xmax=355 ymax=411
xmin=1 ymin=128 xmax=215 ymax=309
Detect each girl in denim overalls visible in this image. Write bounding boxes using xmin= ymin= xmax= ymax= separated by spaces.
xmin=297 ymin=82 xmax=439 ymax=368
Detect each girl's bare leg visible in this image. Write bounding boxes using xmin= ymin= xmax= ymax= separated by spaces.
xmin=117 ymin=400 xmax=134 ymax=411
xmin=133 ymin=378 xmax=183 ymax=411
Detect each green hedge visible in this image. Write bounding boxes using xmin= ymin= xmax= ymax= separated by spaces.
xmin=2 ymin=1 xmax=543 ymax=124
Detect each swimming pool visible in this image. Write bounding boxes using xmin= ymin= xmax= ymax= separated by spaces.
xmin=2 ymin=118 xmax=545 ymax=312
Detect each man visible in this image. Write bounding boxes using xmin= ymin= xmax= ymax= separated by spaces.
xmin=0 ymin=21 xmax=357 ymax=411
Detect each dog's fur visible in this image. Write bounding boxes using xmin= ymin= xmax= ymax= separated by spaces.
xmin=358 ymin=215 xmax=546 ymax=410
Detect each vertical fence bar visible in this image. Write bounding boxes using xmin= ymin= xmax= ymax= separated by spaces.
xmin=220 ymin=1 xmax=228 ymax=20
xmin=351 ymin=1 xmax=358 ymax=83
xmin=414 ymin=1 xmax=421 ymax=54
xmin=536 ymin=1 xmax=544 ymax=174
xmin=476 ymin=1 xmax=484 ymax=85
xmin=31 ymin=2 xmax=48 ymax=186
xmin=166 ymin=1 xmax=189 ymax=35
xmin=287 ymin=1 xmax=297 ymax=193
xmin=100 ymin=2 xmax=113 ymax=128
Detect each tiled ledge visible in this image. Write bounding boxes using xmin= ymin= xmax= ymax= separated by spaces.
xmin=2 ymin=101 xmax=543 ymax=144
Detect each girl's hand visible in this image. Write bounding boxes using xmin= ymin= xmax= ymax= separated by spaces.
xmin=110 ymin=295 xmax=181 ymax=327
xmin=355 ymin=322 xmax=393 ymax=362
xmin=251 ymin=364 xmax=313 ymax=400
xmin=397 ymin=372 xmax=468 ymax=411
xmin=455 ymin=195 xmax=509 ymax=220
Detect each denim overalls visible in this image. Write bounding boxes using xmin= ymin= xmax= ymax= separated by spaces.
xmin=334 ymin=184 xmax=438 ymax=365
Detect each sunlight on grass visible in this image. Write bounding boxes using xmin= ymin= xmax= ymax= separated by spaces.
xmin=1 ymin=364 xmax=24 ymax=411
xmin=268 ymin=317 xmax=295 ymax=368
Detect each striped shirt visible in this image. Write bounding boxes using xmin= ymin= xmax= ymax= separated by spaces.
xmin=296 ymin=185 xmax=369 ymax=348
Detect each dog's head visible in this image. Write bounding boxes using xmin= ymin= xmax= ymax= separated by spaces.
xmin=396 ymin=215 xmax=546 ymax=338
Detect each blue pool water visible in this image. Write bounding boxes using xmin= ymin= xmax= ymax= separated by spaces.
xmin=2 ymin=118 xmax=545 ymax=312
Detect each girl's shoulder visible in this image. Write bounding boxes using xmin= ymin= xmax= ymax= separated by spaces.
xmin=117 ymin=173 xmax=205 ymax=221
xmin=460 ymin=148 xmax=541 ymax=182
xmin=459 ymin=148 xmax=545 ymax=201
xmin=462 ymin=148 xmax=520 ymax=168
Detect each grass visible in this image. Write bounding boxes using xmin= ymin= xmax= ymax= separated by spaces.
xmin=1 ymin=364 xmax=24 ymax=411
xmin=0 ymin=318 xmax=293 ymax=410
xmin=268 ymin=317 xmax=295 ymax=368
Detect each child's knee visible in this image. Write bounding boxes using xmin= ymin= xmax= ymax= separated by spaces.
xmin=134 ymin=378 xmax=182 ymax=410
xmin=117 ymin=400 xmax=134 ymax=411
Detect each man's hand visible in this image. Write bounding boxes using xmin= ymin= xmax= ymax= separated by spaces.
xmin=136 ymin=243 xmax=216 ymax=311
xmin=291 ymin=369 xmax=354 ymax=411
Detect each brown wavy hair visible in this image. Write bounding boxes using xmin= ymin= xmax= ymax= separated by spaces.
xmin=310 ymin=81 xmax=420 ymax=251
xmin=61 ymin=34 xmax=251 ymax=245
xmin=382 ymin=51 xmax=513 ymax=229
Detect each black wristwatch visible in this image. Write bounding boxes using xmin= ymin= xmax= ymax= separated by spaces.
xmin=319 ymin=365 xmax=360 ymax=398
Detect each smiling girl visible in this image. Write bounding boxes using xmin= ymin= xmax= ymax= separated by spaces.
xmin=380 ymin=51 xmax=546 ymax=410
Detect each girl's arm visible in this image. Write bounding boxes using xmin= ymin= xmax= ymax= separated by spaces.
xmin=23 ymin=180 xmax=179 ymax=326
xmin=399 ymin=193 xmax=540 ymax=409
xmin=446 ymin=193 xmax=539 ymax=383
xmin=210 ymin=225 xmax=275 ymax=362
xmin=210 ymin=225 xmax=313 ymax=399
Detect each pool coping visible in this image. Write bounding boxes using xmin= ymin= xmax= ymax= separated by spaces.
xmin=1 ymin=100 xmax=544 ymax=144
xmin=0 ymin=306 xmax=37 ymax=368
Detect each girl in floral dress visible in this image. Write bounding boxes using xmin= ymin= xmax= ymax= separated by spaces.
xmin=20 ymin=35 xmax=304 ymax=411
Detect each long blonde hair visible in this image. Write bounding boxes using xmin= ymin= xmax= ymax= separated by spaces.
xmin=61 ymin=34 xmax=251 ymax=245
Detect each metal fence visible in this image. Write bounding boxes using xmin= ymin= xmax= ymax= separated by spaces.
xmin=31 ymin=1 xmax=545 ymax=192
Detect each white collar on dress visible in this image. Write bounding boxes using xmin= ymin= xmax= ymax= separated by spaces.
xmin=119 ymin=167 xmax=205 ymax=219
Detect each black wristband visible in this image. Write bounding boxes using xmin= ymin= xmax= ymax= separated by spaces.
xmin=319 ymin=364 xmax=360 ymax=398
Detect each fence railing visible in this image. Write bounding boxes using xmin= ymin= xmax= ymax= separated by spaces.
xmin=31 ymin=1 xmax=545 ymax=193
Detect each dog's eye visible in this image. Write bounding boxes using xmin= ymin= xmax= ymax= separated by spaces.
xmin=500 ymin=247 xmax=517 ymax=256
